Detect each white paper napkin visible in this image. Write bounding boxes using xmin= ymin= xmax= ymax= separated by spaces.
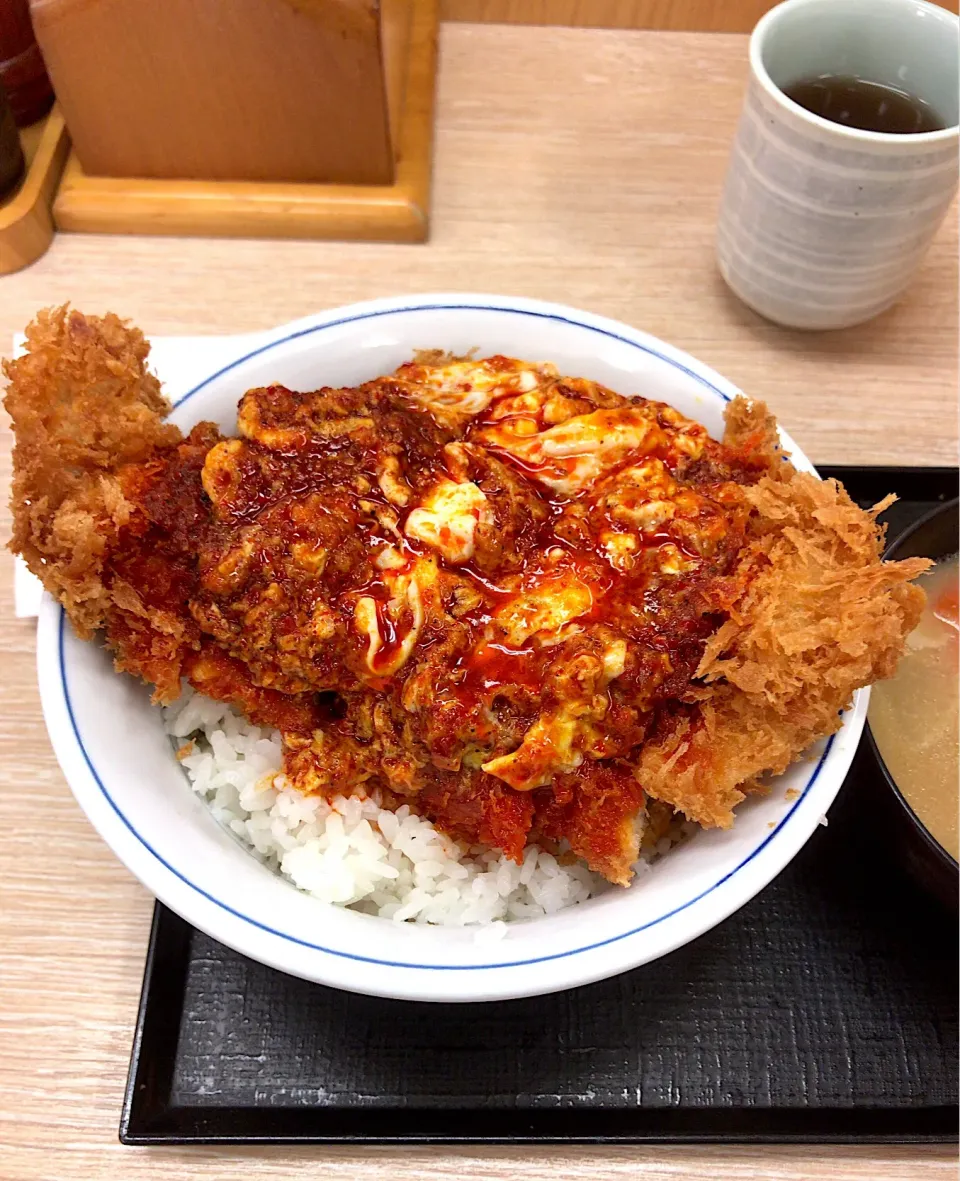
xmin=12 ymin=328 xmax=274 ymax=619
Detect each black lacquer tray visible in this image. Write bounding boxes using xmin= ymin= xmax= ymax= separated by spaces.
xmin=121 ymin=465 xmax=959 ymax=1146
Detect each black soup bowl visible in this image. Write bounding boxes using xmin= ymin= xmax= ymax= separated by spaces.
xmin=865 ymin=497 xmax=959 ymax=910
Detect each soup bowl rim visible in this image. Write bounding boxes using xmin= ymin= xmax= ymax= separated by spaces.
xmin=868 ymin=495 xmax=960 ymax=874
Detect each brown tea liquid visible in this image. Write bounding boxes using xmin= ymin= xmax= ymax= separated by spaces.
xmin=782 ymin=74 xmax=945 ymax=134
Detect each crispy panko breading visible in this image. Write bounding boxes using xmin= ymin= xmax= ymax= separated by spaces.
xmin=639 ymin=447 xmax=928 ymax=826
xmin=4 ymin=307 xmax=928 ymax=884
xmin=6 ymin=306 xmax=180 ymax=635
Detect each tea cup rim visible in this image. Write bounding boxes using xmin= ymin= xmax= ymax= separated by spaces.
xmin=750 ymin=0 xmax=960 ymax=146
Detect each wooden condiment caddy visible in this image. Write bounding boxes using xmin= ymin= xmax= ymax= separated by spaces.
xmin=0 ymin=107 xmax=69 ymax=274
xmin=29 ymin=0 xmax=438 ymax=243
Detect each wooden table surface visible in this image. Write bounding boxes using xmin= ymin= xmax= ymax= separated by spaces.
xmin=0 ymin=24 xmax=956 ymax=1181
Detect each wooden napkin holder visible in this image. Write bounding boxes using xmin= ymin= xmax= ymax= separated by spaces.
xmin=41 ymin=0 xmax=437 ymax=244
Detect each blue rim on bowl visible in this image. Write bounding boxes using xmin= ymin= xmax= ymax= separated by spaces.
xmin=34 ymin=294 xmax=868 ymax=1001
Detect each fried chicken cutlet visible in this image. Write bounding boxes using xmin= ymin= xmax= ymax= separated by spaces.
xmin=5 ymin=307 xmax=928 ymax=885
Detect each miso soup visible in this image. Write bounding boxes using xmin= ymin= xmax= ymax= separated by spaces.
xmin=870 ymin=555 xmax=959 ymax=862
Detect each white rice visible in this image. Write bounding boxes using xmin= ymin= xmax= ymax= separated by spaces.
xmin=163 ymin=686 xmax=680 ymax=928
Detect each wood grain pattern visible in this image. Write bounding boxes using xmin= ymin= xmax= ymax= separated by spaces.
xmin=0 ymin=107 xmax=69 ymax=275
xmin=383 ymin=0 xmax=416 ymax=149
xmin=440 ymin=0 xmax=959 ymax=28
xmin=50 ymin=0 xmax=437 ymax=243
xmin=0 ymin=24 xmax=956 ymax=1181
xmin=32 ymin=0 xmax=399 ymax=184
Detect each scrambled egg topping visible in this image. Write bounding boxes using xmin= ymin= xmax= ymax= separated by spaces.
xmin=347 ymin=358 xmax=732 ymax=798
xmin=404 ymin=477 xmax=492 ymax=564
xmin=192 ymin=353 xmax=753 ymax=882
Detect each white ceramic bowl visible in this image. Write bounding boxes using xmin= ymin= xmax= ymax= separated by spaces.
xmin=35 ymin=294 xmax=866 ymax=1003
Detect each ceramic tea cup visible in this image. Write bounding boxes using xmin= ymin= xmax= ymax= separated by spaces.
xmin=716 ymin=0 xmax=959 ymax=330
